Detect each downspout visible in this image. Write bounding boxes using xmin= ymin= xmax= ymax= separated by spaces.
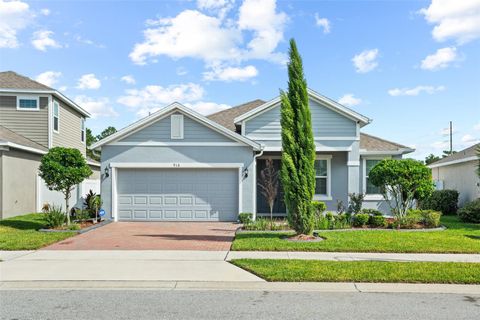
xmin=252 ymin=144 xmax=265 ymax=221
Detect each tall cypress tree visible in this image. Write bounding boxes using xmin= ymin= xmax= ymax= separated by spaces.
xmin=280 ymin=38 xmax=316 ymax=235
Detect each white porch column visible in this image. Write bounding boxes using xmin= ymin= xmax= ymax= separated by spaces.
xmin=347 ymin=141 xmax=360 ymax=195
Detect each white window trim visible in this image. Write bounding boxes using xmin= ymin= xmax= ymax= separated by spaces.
xmin=170 ymin=114 xmax=184 ymax=140
xmin=314 ymin=155 xmax=332 ymax=201
xmin=362 ymin=156 xmax=391 ymax=200
xmin=53 ymin=101 xmax=60 ymax=133
xmin=81 ymin=118 xmax=86 ymax=144
xmin=16 ymin=95 xmax=40 ymax=111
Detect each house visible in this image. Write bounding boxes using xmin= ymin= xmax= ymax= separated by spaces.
xmin=0 ymin=71 xmax=100 ymax=219
xmin=91 ymin=89 xmax=414 ymax=221
xmin=429 ymin=143 xmax=480 ymax=206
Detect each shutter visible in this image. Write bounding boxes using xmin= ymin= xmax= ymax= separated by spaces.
xmin=171 ymin=114 xmax=184 ymax=139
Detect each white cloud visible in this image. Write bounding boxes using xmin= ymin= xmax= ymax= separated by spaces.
xmin=117 ymin=83 xmax=205 ymax=117
xmin=74 ymin=95 xmax=117 ymax=119
xmin=176 ymin=67 xmax=188 ymax=76
xmin=196 ymin=0 xmax=234 ymax=19
xmin=431 ymin=140 xmax=449 ymax=150
xmin=76 ymin=73 xmax=101 ymax=90
xmin=420 ymin=0 xmax=480 ymax=44
xmin=421 ymin=47 xmax=457 ymax=70
xmin=474 ymin=123 xmax=480 ymax=131
xmin=75 ymin=35 xmax=105 ymax=48
xmin=120 ymin=75 xmax=136 ymax=85
xmin=314 ymin=13 xmax=330 ymax=34
xmin=129 ymin=0 xmax=287 ymax=67
xmin=40 ymin=8 xmax=50 ymax=16
xmin=388 ymin=85 xmax=445 ymax=96
xmin=461 ymin=134 xmax=478 ymax=143
xmin=31 ymin=30 xmax=61 ymax=51
xmin=352 ymin=49 xmax=379 ymax=73
xmin=35 ymin=71 xmax=62 ymax=87
xmin=203 ymin=65 xmax=258 ymax=81
xmin=59 ymin=86 xmax=67 ymax=91
xmin=338 ymin=94 xmax=362 ymax=107
xmin=184 ymin=101 xmax=231 ymax=115
xmin=0 ymin=0 xmax=32 ymax=48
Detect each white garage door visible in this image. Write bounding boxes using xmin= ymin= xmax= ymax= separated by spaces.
xmin=116 ymin=168 xmax=239 ymax=221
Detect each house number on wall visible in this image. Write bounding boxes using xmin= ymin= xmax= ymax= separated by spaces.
xmin=172 ymin=163 xmax=181 ymax=167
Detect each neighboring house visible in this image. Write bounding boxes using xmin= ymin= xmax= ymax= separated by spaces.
xmin=91 ymin=89 xmax=413 ymax=222
xmin=429 ymin=143 xmax=480 ymax=207
xmin=0 ymin=71 xmax=100 ymax=219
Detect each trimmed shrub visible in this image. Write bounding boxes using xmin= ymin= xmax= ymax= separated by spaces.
xmin=353 ymin=214 xmax=369 ymax=227
xmin=44 ymin=205 xmax=66 ymax=228
xmin=238 ymin=213 xmax=253 ymax=224
xmin=420 ymin=190 xmax=459 ymax=215
xmin=369 ymin=215 xmax=387 ymax=228
xmin=360 ymin=209 xmax=383 ymax=216
xmin=458 ymin=199 xmax=480 ymax=223
xmin=406 ymin=209 xmax=442 ymax=228
xmin=312 ymin=201 xmax=327 ymax=217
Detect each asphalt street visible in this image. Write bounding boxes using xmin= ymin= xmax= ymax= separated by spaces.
xmin=1 ymin=289 xmax=479 ymax=320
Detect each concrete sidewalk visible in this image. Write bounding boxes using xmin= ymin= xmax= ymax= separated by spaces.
xmin=0 ymin=250 xmax=263 ymax=282
xmin=227 ymin=251 xmax=480 ymax=262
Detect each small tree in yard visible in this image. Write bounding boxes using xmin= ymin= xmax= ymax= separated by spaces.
xmin=280 ymin=38 xmax=316 ymax=236
xmin=368 ymin=159 xmax=433 ymax=220
xmin=39 ymin=147 xmax=92 ymax=225
xmin=258 ymin=158 xmax=279 ymax=220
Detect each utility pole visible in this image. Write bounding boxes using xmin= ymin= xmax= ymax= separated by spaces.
xmin=449 ymin=121 xmax=453 ymax=155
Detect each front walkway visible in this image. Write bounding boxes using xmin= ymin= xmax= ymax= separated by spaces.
xmin=43 ymin=222 xmax=239 ymax=251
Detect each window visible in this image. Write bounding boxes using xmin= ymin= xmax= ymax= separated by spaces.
xmin=170 ymin=114 xmax=184 ymax=139
xmin=365 ymin=159 xmax=381 ymax=194
xmin=81 ymin=118 xmax=85 ymax=143
xmin=53 ymin=101 xmax=59 ymax=133
xmin=17 ymin=97 xmax=39 ymax=110
xmin=314 ymin=156 xmax=331 ymax=199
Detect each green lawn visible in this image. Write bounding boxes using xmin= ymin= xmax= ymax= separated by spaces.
xmin=0 ymin=213 xmax=75 ymax=250
xmin=232 ymin=259 xmax=480 ymax=284
xmin=232 ymin=216 xmax=480 ymax=253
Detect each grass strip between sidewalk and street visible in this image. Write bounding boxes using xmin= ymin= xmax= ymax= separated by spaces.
xmin=231 ymin=259 xmax=480 ymax=284
xmin=232 ymin=216 xmax=480 ymax=253
xmin=0 ymin=213 xmax=75 ymax=250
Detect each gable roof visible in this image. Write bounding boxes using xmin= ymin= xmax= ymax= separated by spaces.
xmin=90 ymin=102 xmax=262 ymax=151
xmin=0 ymin=71 xmax=90 ymax=117
xmin=428 ymin=143 xmax=479 ymax=168
xmin=208 ymin=101 xmax=413 ymax=154
xmin=208 ymin=99 xmax=265 ymax=131
xmin=0 ymin=125 xmax=48 ymax=154
xmin=233 ymin=88 xmax=371 ymax=126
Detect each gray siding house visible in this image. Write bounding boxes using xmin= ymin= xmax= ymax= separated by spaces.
xmin=92 ymin=89 xmax=413 ymax=222
xmin=429 ymin=143 xmax=480 ymax=207
xmin=0 ymin=71 xmax=99 ymax=219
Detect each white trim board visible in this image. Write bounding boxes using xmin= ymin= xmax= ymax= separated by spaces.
xmin=0 ymin=142 xmax=47 ymax=155
xmin=109 ymin=162 xmax=244 ymax=169
xmin=246 ymin=136 xmax=359 ymax=141
xmin=109 ymin=142 xmax=246 ymax=147
xmin=90 ymin=102 xmax=262 ymax=151
xmin=428 ymin=156 xmax=479 ymax=169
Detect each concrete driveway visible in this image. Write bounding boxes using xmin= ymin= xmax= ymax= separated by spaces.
xmin=43 ymin=222 xmax=239 ymax=251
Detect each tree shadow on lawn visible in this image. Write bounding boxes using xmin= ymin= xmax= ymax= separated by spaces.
xmin=0 ymin=219 xmax=45 ymax=231
xmin=465 ymin=235 xmax=480 ymax=241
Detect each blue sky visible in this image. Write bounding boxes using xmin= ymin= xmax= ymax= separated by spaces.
xmin=1 ymin=0 xmax=479 ymax=160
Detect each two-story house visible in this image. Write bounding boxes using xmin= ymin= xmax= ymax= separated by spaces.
xmin=91 ymin=89 xmax=413 ymax=222
xmin=0 ymin=71 xmax=100 ymax=219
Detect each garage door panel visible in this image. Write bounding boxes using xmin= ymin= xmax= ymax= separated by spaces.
xmin=117 ymin=168 xmax=238 ymax=221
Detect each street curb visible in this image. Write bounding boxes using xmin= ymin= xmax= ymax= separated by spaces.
xmin=1 ymin=281 xmax=479 ymax=294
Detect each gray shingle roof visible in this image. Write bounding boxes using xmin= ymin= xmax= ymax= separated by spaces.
xmin=430 ymin=143 xmax=479 ymax=166
xmin=0 ymin=125 xmax=48 ymax=152
xmin=208 ymin=101 xmax=410 ymax=152
xmin=0 ymin=71 xmax=53 ymax=90
xmin=207 ymin=99 xmax=265 ymax=132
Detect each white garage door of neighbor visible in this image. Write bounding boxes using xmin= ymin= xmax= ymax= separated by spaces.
xmin=116 ymin=168 xmax=239 ymax=221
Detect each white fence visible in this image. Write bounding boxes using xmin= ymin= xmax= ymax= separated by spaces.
xmin=36 ymin=177 xmax=100 ymax=212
